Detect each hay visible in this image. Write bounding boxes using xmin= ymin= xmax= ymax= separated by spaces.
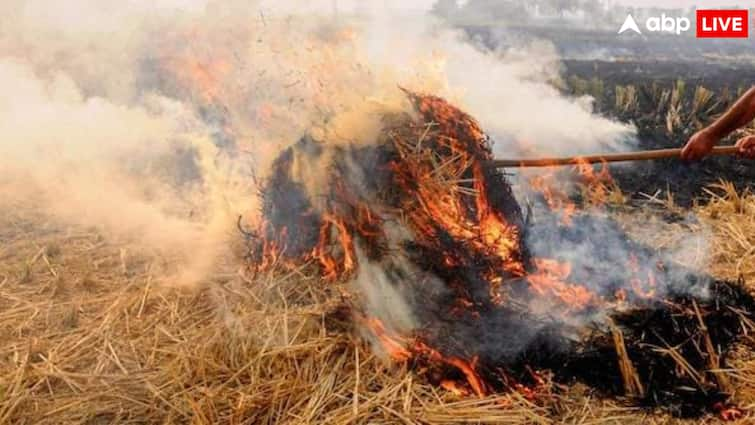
xmin=1 ymin=180 xmax=755 ymax=424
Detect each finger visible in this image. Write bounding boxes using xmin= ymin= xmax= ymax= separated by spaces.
xmin=736 ymin=136 xmax=755 ymax=149
xmin=739 ymin=146 xmax=755 ymax=158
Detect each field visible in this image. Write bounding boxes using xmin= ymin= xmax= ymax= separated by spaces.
xmin=3 ymin=59 xmax=755 ymax=424
xmin=2 ymin=177 xmax=755 ymax=424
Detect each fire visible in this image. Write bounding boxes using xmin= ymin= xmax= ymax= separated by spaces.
xmin=474 ymin=164 xmax=527 ymax=277
xmin=526 ymin=158 xmax=620 ymax=225
xmin=363 ymin=317 xmax=412 ymax=362
xmin=441 ymin=356 xmax=487 ymax=398
xmin=714 ymin=402 xmax=743 ymax=421
xmin=413 ymin=341 xmax=487 ymax=397
xmin=363 ymin=317 xmax=489 ymax=397
xmin=575 ymin=158 xmax=620 ymax=206
xmin=243 ymin=91 xmax=605 ymax=394
xmin=627 ymin=254 xmax=657 ymax=299
xmin=165 ymin=47 xmax=231 ymax=104
xmin=528 ymin=168 xmax=577 ymax=225
xmin=311 ymin=219 xmax=340 ymax=280
xmin=528 ymin=258 xmax=595 ymax=309
xmin=326 ymin=214 xmax=357 ymax=275
xmin=440 ymin=380 xmax=469 ymax=396
xmin=183 ymin=58 xmax=230 ymax=103
xmin=243 ymin=90 xmax=721 ymax=404
xmin=389 ymin=94 xmax=528 ymax=283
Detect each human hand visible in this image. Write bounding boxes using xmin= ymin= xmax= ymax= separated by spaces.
xmin=681 ymin=129 xmax=718 ymax=161
xmin=735 ymin=135 xmax=755 ymax=159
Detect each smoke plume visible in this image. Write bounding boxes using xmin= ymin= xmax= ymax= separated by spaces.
xmin=1 ymin=0 xmax=639 ymax=292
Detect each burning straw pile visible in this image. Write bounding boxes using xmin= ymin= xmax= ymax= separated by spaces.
xmin=243 ymin=90 xmax=755 ymax=417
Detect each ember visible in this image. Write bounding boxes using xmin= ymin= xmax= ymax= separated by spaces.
xmin=243 ymin=90 xmax=755 ymax=417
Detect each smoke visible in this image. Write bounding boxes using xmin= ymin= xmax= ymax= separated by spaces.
xmin=0 ymin=1 xmax=243 ymax=285
xmin=352 ymin=247 xmax=423 ymax=356
xmin=0 ymin=0 xmax=639 ymax=297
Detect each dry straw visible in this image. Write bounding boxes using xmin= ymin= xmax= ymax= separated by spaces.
xmin=1 ymin=181 xmax=754 ymax=424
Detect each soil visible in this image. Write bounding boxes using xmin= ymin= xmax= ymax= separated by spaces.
xmin=561 ymin=59 xmax=755 ymax=206
xmin=461 ymin=21 xmax=755 ymax=206
xmin=608 ymin=130 xmax=755 ymax=207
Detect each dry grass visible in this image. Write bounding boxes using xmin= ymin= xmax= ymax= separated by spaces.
xmin=1 ymin=182 xmax=755 ymax=424
xmin=700 ymin=181 xmax=755 ymax=285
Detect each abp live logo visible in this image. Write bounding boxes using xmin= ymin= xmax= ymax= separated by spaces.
xmin=696 ymin=9 xmax=748 ymax=38
xmin=618 ymin=9 xmax=750 ymax=38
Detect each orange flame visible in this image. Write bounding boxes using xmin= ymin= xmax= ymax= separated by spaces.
xmin=627 ymin=254 xmax=657 ymax=299
xmin=246 ymin=92 xmax=651 ymax=401
xmin=528 ymin=168 xmax=577 ymax=225
xmin=363 ymin=318 xmax=412 ymax=362
xmin=528 ymin=259 xmax=595 ymax=309
xmin=414 ymin=342 xmax=487 ymax=397
xmin=575 ymin=159 xmax=617 ymax=206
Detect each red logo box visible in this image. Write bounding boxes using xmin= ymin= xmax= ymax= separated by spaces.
xmin=696 ymin=9 xmax=749 ymax=38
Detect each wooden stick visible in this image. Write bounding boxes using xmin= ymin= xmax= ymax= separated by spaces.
xmin=488 ymin=146 xmax=739 ymax=168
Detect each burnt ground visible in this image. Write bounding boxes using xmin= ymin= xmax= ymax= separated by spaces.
xmin=464 ymin=25 xmax=755 ymax=65
xmin=564 ymin=60 xmax=755 ymax=91
xmin=562 ymin=59 xmax=755 ymax=207
xmin=607 ymin=131 xmax=755 ymax=208
xmin=456 ymin=21 xmax=755 ymax=207
xmin=244 ymin=92 xmax=755 ymax=418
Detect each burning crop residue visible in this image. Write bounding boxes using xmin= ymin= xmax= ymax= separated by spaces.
xmin=242 ymin=89 xmax=754 ymax=417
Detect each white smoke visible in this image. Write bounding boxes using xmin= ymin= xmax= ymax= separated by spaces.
xmin=0 ymin=0 xmax=637 ymax=291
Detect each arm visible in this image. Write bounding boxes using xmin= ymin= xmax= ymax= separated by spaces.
xmin=681 ymin=86 xmax=755 ymax=160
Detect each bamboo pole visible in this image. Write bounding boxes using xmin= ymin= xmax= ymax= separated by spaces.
xmin=488 ymin=146 xmax=739 ymax=168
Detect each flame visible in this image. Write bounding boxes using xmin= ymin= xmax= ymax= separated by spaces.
xmin=389 ymin=94 xmax=527 ymax=291
xmin=414 ymin=341 xmax=487 ymax=397
xmin=312 ymin=220 xmax=339 ymax=280
xmin=527 ymin=159 xmax=619 ymax=223
xmin=165 ymin=46 xmax=231 ymax=104
xmin=245 ymin=91 xmax=661 ymax=400
xmin=627 ymin=254 xmax=657 ymax=299
xmin=363 ymin=318 xmax=412 ymax=362
xmin=184 ymin=58 xmax=230 ymax=103
xmin=440 ymin=380 xmax=470 ymax=396
xmin=444 ymin=356 xmax=487 ymax=397
xmin=575 ymin=159 xmax=618 ymax=206
xmin=528 ymin=258 xmax=595 ymax=309
xmin=528 ymin=168 xmax=576 ymax=225
xmin=329 ymin=215 xmax=357 ymax=275
xmin=363 ymin=318 xmax=487 ymax=397
xmin=713 ymin=402 xmax=743 ymax=421
xmin=308 ymin=213 xmax=360 ymax=280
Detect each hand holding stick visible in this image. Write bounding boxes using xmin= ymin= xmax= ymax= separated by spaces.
xmin=488 ymin=146 xmax=739 ymax=168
